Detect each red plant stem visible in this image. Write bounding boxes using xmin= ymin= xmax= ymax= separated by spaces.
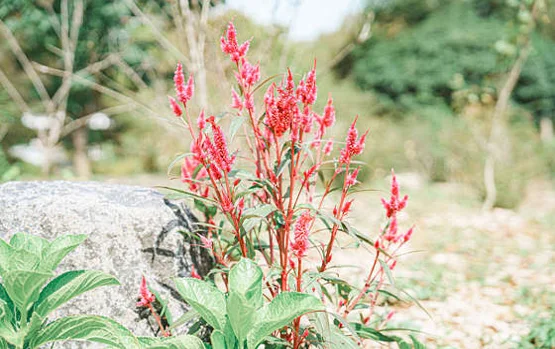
xmin=344 ymin=250 xmax=380 ymax=316
xmin=147 ymin=303 xmax=170 ymax=337
xmin=293 ymin=258 xmax=303 ymax=349
xmin=319 ymin=162 xmax=351 ymax=272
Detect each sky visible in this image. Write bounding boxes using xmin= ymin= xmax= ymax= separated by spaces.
xmin=225 ymin=0 xmax=366 ymax=42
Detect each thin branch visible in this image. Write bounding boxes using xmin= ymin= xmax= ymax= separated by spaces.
xmin=113 ymin=55 xmax=148 ymax=89
xmin=33 ymin=62 xmax=166 ymax=121
xmin=124 ymin=0 xmax=191 ymax=65
xmin=61 ymin=104 xmax=136 ymax=137
xmin=0 ymin=67 xmax=30 ymax=112
xmin=0 ymin=19 xmax=52 ymax=112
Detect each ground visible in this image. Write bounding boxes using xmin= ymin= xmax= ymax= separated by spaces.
xmin=344 ymin=177 xmax=555 ymax=349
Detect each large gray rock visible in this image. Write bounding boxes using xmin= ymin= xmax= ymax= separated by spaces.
xmin=0 ymin=181 xmax=213 ymax=344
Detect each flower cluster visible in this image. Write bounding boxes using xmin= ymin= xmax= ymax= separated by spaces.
xmin=161 ymin=21 xmax=416 ymax=348
xmin=136 ymin=276 xmax=155 ymax=307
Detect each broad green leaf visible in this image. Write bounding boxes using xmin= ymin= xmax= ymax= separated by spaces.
xmin=2 ymin=269 xmax=53 ymax=311
xmin=227 ymin=259 xmax=264 ymax=345
xmin=9 ymin=234 xmax=49 ymax=257
xmin=29 ymin=315 xmax=141 ymax=349
xmin=210 ymin=330 xmax=227 ymax=349
xmin=228 ymin=259 xmax=263 ymax=309
xmin=33 ymin=270 xmax=119 ymax=318
xmin=0 ymin=240 xmax=11 ymax=274
xmin=42 ymin=234 xmax=88 ymax=271
xmin=174 ymin=278 xmax=227 ymax=331
xmin=247 ymin=292 xmax=324 ymax=349
xmin=0 ymin=337 xmax=6 ymax=349
xmin=143 ymin=335 xmax=205 ymax=349
xmin=0 ymin=284 xmax=14 ymax=325
xmin=0 ymin=302 xmax=19 ymax=347
xmin=227 ymin=292 xmax=257 ymax=347
xmin=311 ymin=311 xmax=332 ymax=349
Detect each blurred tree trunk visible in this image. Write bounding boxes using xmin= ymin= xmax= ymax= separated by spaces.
xmin=540 ymin=116 xmax=554 ymax=143
xmin=72 ymin=127 xmax=90 ymax=178
xmin=482 ymin=44 xmax=531 ymax=211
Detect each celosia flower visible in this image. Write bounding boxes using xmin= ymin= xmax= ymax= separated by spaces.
xmin=174 ymin=63 xmax=194 ymax=105
xmin=204 ymin=116 xmax=235 ymax=176
xmin=265 ymin=70 xmax=298 ymax=138
xmin=380 ymin=170 xmax=408 ymax=218
xmin=323 ymin=139 xmax=334 ymax=155
xmin=339 ymin=117 xmax=368 ymax=164
xmin=346 ymin=168 xmax=360 ymax=187
xmin=291 ymin=211 xmax=313 ymax=258
xmin=297 ymin=61 xmax=317 ymax=105
xmin=197 ymin=109 xmax=206 ymax=130
xmin=168 ymin=96 xmax=182 ymax=117
xmin=220 ymin=22 xmax=249 ymax=63
xmin=322 ymin=94 xmax=335 ymax=128
xmin=198 ymin=233 xmax=213 ymax=250
xmin=237 ymin=60 xmax=260 ymax=87
xmin=231 ymin=89 xmax=243 ymax=111
xmin=137 ymin=276 xmax=156 ymax=307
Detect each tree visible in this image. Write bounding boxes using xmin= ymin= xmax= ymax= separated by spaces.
xmin=0 ymin=0 xmax=154 ymax=176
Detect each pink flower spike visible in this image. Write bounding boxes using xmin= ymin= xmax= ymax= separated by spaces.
xmin=322 ymin=94 xmax=336 ymax=128
xmin=174 ymin=63 xmax=187 ymax=104
xmin=231 ymin=89 xmax=243 ymax=111
xmin=346 ymin=168 xmax=360 ymax=187
xmin=137 ymin=276 xmax=156 ymax=307
xmin=323 ymin=139 xmax=334 ymax=155
xmin=197 ymin=109 xmax=206 ymax=130
xmin=185 ymin=74 xmax=195 ymax=103
xmin=168 ymin=96 xmax=182 ymax=117
xmin=198 ymin=234 xmax=213 ymax=250
xmin=403 ymin=226 xmax=415 ymax=242
xmin=291 ymin=211 xmax=313 ymax=258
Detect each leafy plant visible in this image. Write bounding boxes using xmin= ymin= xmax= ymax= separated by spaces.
xmin=0 ymin=233 xmax=204 ymax=349
xmin=156 ymin=21 xmax=424 ymax=348
xmin=173 ymin=258 xmax=324 ymax=349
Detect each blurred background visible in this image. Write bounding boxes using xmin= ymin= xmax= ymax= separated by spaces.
xmin=1 ymin=0 xmax=554 ymax=347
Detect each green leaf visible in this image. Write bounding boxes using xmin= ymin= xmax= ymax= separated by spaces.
xmin=9 ymin=234 xmax=49 ymax=257
xmin=410 ymin=334 xmax=427 ymax=349
xmin=143 ymin=335 xmax=206 ymax=349
xmin=229 ymin=116 xmax=246 ymax=141
xmin=228 ymin=259 xmax=263 ymax=309
xmin=241 ymin=204 xmax=276 ymax=220
xmin=379 ymin=260 xmax=395 ymax=287
xmin=29 ymin=315 xmax=141 ymax=349
xmin=329 ymin=328 xmax=360 ymax=349
xmin=167 ymin=153 xmax=191 ymax=176
xmin=173 ymin=278 xmax=227 ymax=331
xmin=33 ymin=270 xmax=120 ymax=318
xmin=210 ymin=330 xmax=227 ymax=349
xmin=2 ymin=269 xmax=53 ymax=311
xmin=42 ymin=234 xmax=88 ymax=271
xmin=227 ymin=259 xmax=264 ymax=346
xmin=0 ymin=284 xmax=14 ymax=325
xmin=0 ymin=337 xmax=7 ymax=349
xmin=168 ymin=309 xmax=199 ymax=330
xmin=246 ymin=292 xmax=324 ymax=349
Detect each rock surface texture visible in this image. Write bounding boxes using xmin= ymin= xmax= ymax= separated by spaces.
xmin=0 ymin=181 xmax=213 ymax=346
